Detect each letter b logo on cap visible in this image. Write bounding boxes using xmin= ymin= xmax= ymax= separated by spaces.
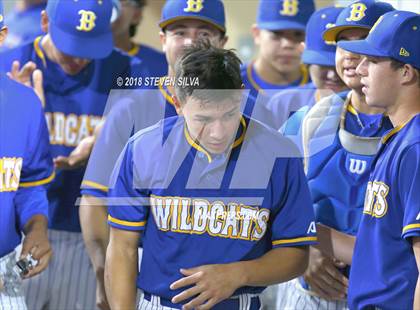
xmin=76 ymin=10 xmax=97 ymax=32
xmin=346 ymin=3 xmax=367 ymax=22
xmin=184 ymin=0 xmax=204 ymax=13
xmin=280 ymin=0 xmax=299 ymax=16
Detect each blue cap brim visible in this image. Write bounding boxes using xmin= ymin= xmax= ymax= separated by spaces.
xmin=50 ymin=24 xmax=113 ymax=59
xmin=159 ymin=16 xmax=226 ymax=33
xmin=337 ymin=40 xmax=389 ymax=58
xmin=302 ymin=49 xmax=336 ymax=67
xmin=257 ymin=20 xmax=306 ymax=31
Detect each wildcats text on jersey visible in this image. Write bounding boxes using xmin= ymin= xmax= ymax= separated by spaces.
xmin=44 ymin=112 xmax=102 ymax=147
xmin=363 ymin=181 xmax=389 ymax=218
xmin=0 ymin=157 xmax=22 ymax=192
xmin=150 ymin=195 xmax=270 ymax=241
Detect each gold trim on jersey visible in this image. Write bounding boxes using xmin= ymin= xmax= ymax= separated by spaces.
xmin=402 ymin=223 xmax=420 ymax=234
xmin=246 ymin=62 xmax=309 ymax=94
xmin=347 ymin=103 xmax=358 ymax=116
xmin=158 ymin=78 xmax=175 ymax=106
xmin=81 ymin=180 xmax=108 ymax=193
xmin=184 ymin=116 xmax=247 ymax=164
xmin=272 ymin=236 xmax=317 ymax=246
xmin=33 ymin=36 xmax=47 ymax=68
xmin=127 ymin=44 xmax=140 ymax=57
xmin=19 ymin=171 xmax=55 ymax=188
xmin=381 ymin=119 xmax=411 ymax=144
xmin=108 ymin=215 xmax=147 ymax=227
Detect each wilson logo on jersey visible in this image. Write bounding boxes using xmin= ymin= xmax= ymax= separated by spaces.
xmin=76 ymin=10 xmax=97 ymax=32
xmin=346 ymin=3 xmax=367 ymax=22
xmin=0 ymin=157 xmax=23 ymax=192
xmin=349 ymin=158 xmax=367 ymax=175
xmin=280 ymin=0 xmax=299 ymax=16
xmin=45 ymin=113 xmax=101 ymax=147
xmin=150 ymin=195 xmax=270 ymax=241
xmin=184 ymin=0 xmax=204 ymax=13
xmin=363 ymin=181 xmax=390 ymax=218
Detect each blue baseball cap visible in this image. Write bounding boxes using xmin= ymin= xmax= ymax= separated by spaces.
xmin=338 ymin=11 xmax=420 ymax=70
xmin=323 ymin=0 xmax=395 ymax=43
xmin=46 ymin=0 xmax=113 ymax=59
xmin=257 ymin=0 xmax=316 ymax=31
xmin=159 ymin=0 xmax=226 ymax=33
xmin=302 ymin=6 xmax=344 ymax=66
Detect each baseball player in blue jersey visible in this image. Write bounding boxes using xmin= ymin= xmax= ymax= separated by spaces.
xmin=0 ymin=2 xmax=54 ymax=307
xmin=336 ymin=11 xmax=420 ymax=310
xmin=0 ymin=0 xmax=46 ymax=51
xmin=105 ymin=43 xmax=317 ymax=310
xmin=241 ymin=0 xmax=314 ymax=97
xmin=80 ymin=0 xmax=229 ymax=307
xmin=0 ymin=0 xmax=150 ymax=309
xmin=265 ymin=6 xmax=347 ymax=133
xmin=275 ymin=1 xmax=396 ymax=309
xmin=112 ymin=0 xmax=168 ymax=77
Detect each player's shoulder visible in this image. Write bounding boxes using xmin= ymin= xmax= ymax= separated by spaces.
xmin=240 ymin=63 xmax=250 ymax=76
xmin=128 ymin=116 xmax=180 ymax=147
xmin=1 ymin=74 xmax=41 ymax=110
xmin=137 ymin=44 xmax=165 ymax=59
xmin=393 ymin=114 xmax=420 ymax=148
xmin=0 ymin=40 xmax=35 ymax=71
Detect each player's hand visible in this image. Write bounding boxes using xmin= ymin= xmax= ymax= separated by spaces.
xmin=21 ymin=217 xmax=52 ymax=278
xmin=7 ymin=60 xmax=45 ymax=107
xmin=96 ymin=275 xmax=111 ymax=310
xmin=303 ymin=247 xmax=348 ymax=301
xmin=54 ymin=136 xmax=95 ymax=170
xmin=170 ymin=264 xmax=243 ymax=310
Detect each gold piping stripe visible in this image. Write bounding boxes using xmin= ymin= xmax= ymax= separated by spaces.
xmin=108 ymin=215 xmax=146 ymax=227
xmin=33 ymin=36 xmax=47 ymax=68
xmin=272 ymin=236 xmax=317 ymax=246
xmin=347 ymin=103 xmax=358 ymax=116
xmin=246 ymin=62 xmax=309 ymax=94
xmin=81 ymin=180 xmax=108 ymax=193
xmin=127 ymin=44 xmax=140 ymax=56
xmin=158 ymin=79 xmax=175 ymax=106
xmin=403 ymin=224 xmax=420 ymax=234
xmin=19 ymin=171 xmax=55 ymax=188
xmin=382 ymin=120 xmax=410 ymax=144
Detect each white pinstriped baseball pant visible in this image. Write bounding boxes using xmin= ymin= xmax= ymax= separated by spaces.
xmin=0 ymin=251 xmax=27 ymax=310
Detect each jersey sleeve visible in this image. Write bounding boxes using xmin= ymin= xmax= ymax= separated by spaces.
xmin=15 ymin=93 xmax=54 ymax=229
xmin=270 ymin=158 xmax=317 ymax=248
xmin=400 ymin=143 xmax=420 ymax=241
xmin=107 ymin=141 xmax=149 ymax=231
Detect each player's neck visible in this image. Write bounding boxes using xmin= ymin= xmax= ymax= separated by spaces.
xmin=254 ymin=58 xmax=301 ymax=85
xmin=385 ymin=88 xmax=420 ymax=127
xmin=350 ymin=89 xmax=384 ymax=115
xmin=113 ymin=33 xmax=134 ymax=53
xmin=16 ymin=0 xmax=45 ymax=11
xmin=41 ymin=35 xmax=58 ymax=64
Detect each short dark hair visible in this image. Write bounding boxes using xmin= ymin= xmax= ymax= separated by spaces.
xmin=174 ymin=41 xmax=243 ymax=104
xmin=390 ymin=59 xmax=420 ymax=88
xmin=128 ymin=0 xmax=147 ymax=38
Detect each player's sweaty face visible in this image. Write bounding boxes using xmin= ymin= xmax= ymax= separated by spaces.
xmin=335 ymin=28 xmax=369 ymax=90
xmin=53 ymin=49 xmax=91 ymax=75
xmin=356 ymin=56 xmax=398 ymax=109
xmin=161 ymin=20 xmax=226 ymax=75
xmin=255 ymin=29 xmax=304 ymax=74
xmin=309 ymin=64 xmax=347 ymax=93
xmin=181 ymin=95 xmax=242 ymax=155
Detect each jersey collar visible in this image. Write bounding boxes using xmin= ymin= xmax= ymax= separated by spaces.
xmin=158 ymin=78 xmax=175 ymax=106
xmin=184 ymin=116 xmax=247 ymax=163
xmin=33 ymin=35 xmax=47 ymax=68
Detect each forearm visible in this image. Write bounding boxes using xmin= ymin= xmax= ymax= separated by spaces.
xmin=105 ymin=230 xmax=139 ymax=309
xmin=414 ymin=277 xmax=420 ymax=310
xmin=79 ymin=195 xmax=109 ymax=278
xmin=315 ymin=224 xmax=355 ymax=265
xmin=235 ymin=246 xmax=309 ymax=287
xmin=23 ymin=214 xmax=48 ymax=236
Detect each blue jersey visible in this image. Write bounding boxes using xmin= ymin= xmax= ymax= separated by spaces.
xmin=108 ymin=115 xmax=317 ymax=307
xmin=127 ymin=43 xmax=168 ymax=78
xmin=0 ymin=35 xmax=149 ymax=232
xmin=241 ymin=62 xmax=310 ymax=97
xmin=81 ymin=81 xmax=178 ymax=199
xmin=1 ymin=3 xmax=45 ymax=50
xmin=0 ymin=74 xmax=54 ymax=258
xmin=349 ymin=114 xmax=420 ymax=310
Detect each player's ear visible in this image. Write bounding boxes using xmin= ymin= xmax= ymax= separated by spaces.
xmin=251 ymin=24 xmax=261 ymax=45
xmin=400 ymin=64 xmax=418 ymax=86
xmin=160 ymin=31 xmax=167 ymax=53
xmin=0 ymin=27 xmax=8 ymax=46
xmin=219 ymin=35 xmax=228 ymax=48
xmin=41 ymin=10 xmax=49 ymax=33
xmin=172 ymin=95 xmax=183 ymax=115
